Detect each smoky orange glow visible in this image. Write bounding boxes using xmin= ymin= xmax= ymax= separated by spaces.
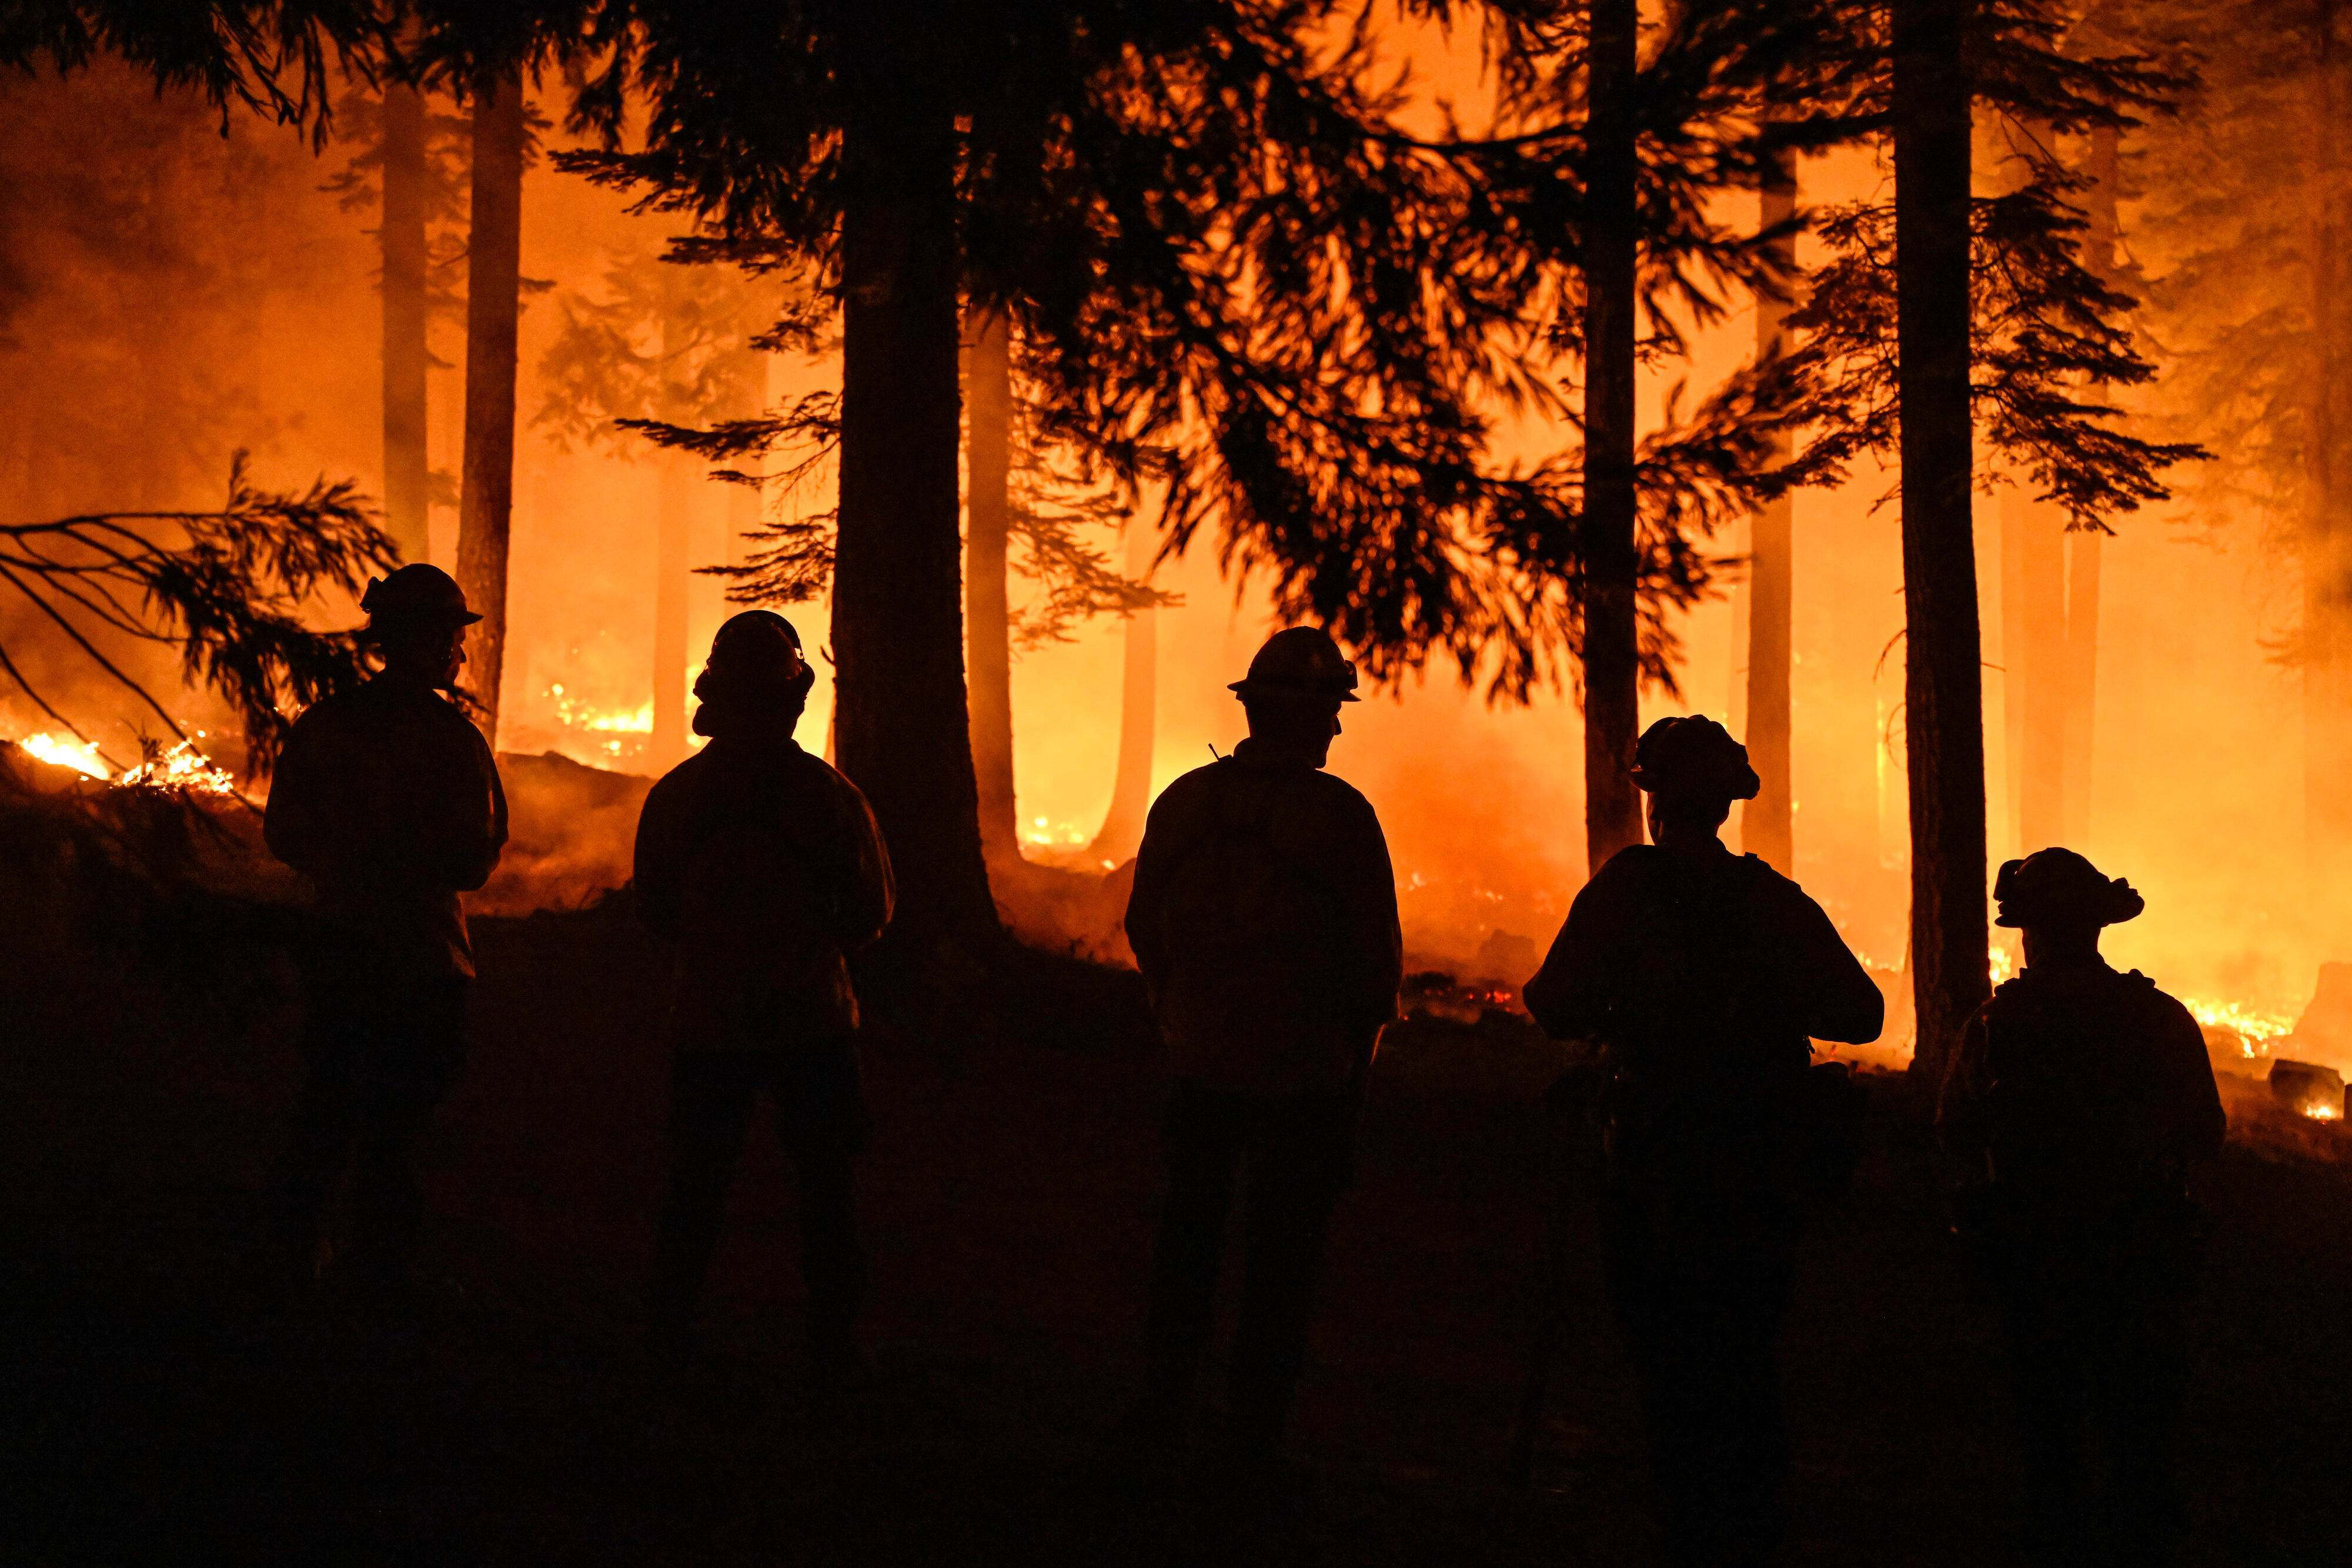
xmin=0 ymin=38 xmax=2341 ymax=1089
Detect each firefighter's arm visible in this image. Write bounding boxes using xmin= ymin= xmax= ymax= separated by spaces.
xmin=1522 ymin=872 xmax=1623 ymax=1041
xmin=1123 ymin=795 xmax=1177 ymax=997
xmin=1346 ymin=798 xmax=1404 ymax=1033
xmin=2160 ymin=996 xmax=2229 ymax=1160
xmin=261 ymin=713 xmax=328 ymax=877
xmin=423 ymin=720 xmax=507 ymax=892
xmin=1792 ymin=895 xmax=1885 ymax=1044
xmin=834 ymin=781 xmax=896 ymax=951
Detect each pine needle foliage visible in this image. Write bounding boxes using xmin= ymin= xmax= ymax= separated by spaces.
xmin=0 ymin=455 xmax=396 ymax=773
xmin=1786 ymin=173 xmax=2204 ymax=528
xmin=1783 ymin=0 xmax=2204 ymax=531
xmin=544 ymin=1 xmax=1581 ymax=695
xmin=0 ymin=1 xmax=383 ymax=144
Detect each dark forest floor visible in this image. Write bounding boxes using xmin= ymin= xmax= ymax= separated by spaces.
xmin=6 ymin=903 xmax=2352 ymax=1567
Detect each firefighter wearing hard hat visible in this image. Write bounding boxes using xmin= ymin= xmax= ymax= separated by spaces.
xmin=1937 ymin=849 xmax=2223 ymax=1566
xmin=1522 ymin=714 xmax=1882 ymax=1567
xmin=263 ymin=563 xmax=509 ymax=1300
xmin=1121 ymin=626 xmax=1403 ymax=1485
xmin=631 ymin=611 xmax=894 ymax=1376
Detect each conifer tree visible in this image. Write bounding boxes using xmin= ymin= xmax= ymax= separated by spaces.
xmin=1 ymin=2 xmax=377 ymax=143
xmin=326 ymin=75 xmax=470 ymax=564
xmin=405 ymin=3 xmax=602 ymax=744
xmin=1891 ymin=0 xmax=1986 ymax=1083
xmin=535 ymin=242 xmax=767 ymax=767
xmin=957 ymin=310 xmax=1164 ymax=867
xmin=380 ymin=77 xmax=433 ymax=563
xmin=1743 ymin=149 xmax=1798 ymax=873
xmin=556 ymin=2 xmax=1578 ymax=946
xmin=1581 ymin=0 xmax=1644 ymax=868
xmin=1458 ymin=0 xmax=1873 ymax=875
xmin=1779 ymin=0 xmax=2198 ymax=1074
xmin=0 ymin=4 xmax=395 ymax=770
xmin=965 ymin=309 xmax=1018 ymax=862
xmin=0 ymin=457 xmax=396 ymax=773
xmin=1088 ymin=517 xmax=1162 ymax=865
xmin=453 ymin=63 xmax=523 ymax=741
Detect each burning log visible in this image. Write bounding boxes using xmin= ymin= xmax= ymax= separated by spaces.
xmin=2267 ymin=1060 xmax=2347 ymax=1124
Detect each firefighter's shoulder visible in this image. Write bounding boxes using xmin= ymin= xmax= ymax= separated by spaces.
xmin=1294 ymin=763 xmax=1378 ymax=816
xmin=1588 ymin=841 xmax=1668 ymax=886
xmin=2119 ymin=969 xmax=2200 ymax=1027
xmin=1143 ymin=756 xmax=1232 ymax=820
xmin=784 ymin=745 xmax=883 ymax=818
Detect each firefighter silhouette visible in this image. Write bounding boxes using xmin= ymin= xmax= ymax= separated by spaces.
xmin=632 ymin=611 xmax=894 ymax=1378
xmin=1939 ymin=848 xmax=2224 ymax=1566
xmin=263 ymin=563 xmax=508 ymax=1300
xmin=1524 ymin=715 xmax=1882 ymax=1567
xmin=1121 ymin=626 xmax=1402 ymax=1489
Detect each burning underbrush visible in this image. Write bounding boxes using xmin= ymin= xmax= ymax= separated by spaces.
xmin=0 ymin=733 xmax=294 ymax=909
xmin=0 ymin=732 xmax=657 ymax=981
xmin=0 ymin=733 xmax=305 ymax=1044
xmin=2193 ymin=964 xmax=2352 ymax=1152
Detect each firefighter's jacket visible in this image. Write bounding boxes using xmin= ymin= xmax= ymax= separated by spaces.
xmin=1124 ymin=739 xmax=1402 ymax=1097
xmin=632 ymin=733 xmax=894 ymax=1053
xmin=1938 ymin=961 xmax=2226 ymax=1215
xmin=1526 ymin=844 xmax=1883 ymax=1073
xmin=264 ymin=673 xmax=508 ymax=979
xmin=1525 ymin=844 xmax=1883 ymax=1206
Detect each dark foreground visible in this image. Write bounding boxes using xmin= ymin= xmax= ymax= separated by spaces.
xmin=5 ymin=905 xmax=2351 ymax=1566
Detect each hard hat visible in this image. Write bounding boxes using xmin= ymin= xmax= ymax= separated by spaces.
xmin=1228 ymin=626 xmax=1361 ymax=703
xmin=360 ymin=563 xmax=480 ymax=627
xmin=1631 ymin=715 xmax=1760 ymax=800
xmin=1994 ymin=848 xmax=2144 ymax=928
xmin=693 ymin=610 xmax=808 ymax=705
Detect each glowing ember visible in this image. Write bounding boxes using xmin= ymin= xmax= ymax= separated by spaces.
xmin=117 ymin=739 xmax=238 ymax=795
xmin=14 ymin=732 xmax=109 ymax=780
xmin=547 ymin=683 xmax=653 ymax=734
xmin=1023 ymin=815 xmax=1088 ymax=849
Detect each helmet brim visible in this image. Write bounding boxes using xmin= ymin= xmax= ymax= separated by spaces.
xmin=1228 ymin=678 xmax=1359 ymax=701
xmin=366 ymin=606 xmax=483 ymax=631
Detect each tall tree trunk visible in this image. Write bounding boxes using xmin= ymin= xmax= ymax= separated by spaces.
xmin=2010 ymin=488 xmax=2067 ymax=851
xmin=2063 ymin=526 xmax=2101 ymax=842
xmin=1090 ymin=519 xmax=1159 ymax=864
xmin=964 ymin=306 xmax=1019 ymax=863
xmin=1893 ymin=0 xmax=1989 ymax=1080
xmin=454 ymin=66 xmax=524 ymax=741
xmin=651 ymin=460 xmax=693 ymax=770
xmin=834 ymin=38 xmax=1000 ymax=945
xmin=1582 ymin=0 xmax=1643 ymax=874
xmin=1987 ymin=113 xmax=2060 ymax=860
xmin=1743 ymin=156 xmax=1797 ymax=874
xmin=380 ymin=81 xmax=430 ymax=564
xmin=2309 ymin=11 xmax=2352 ymax=891
xmin=651 ymin=282 xmax=694 ymax=771
xmin=2064 ymin=122 xmax=2119 ymax=847
xmin=1999 ymin=483 xmax=2024 ymax=857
